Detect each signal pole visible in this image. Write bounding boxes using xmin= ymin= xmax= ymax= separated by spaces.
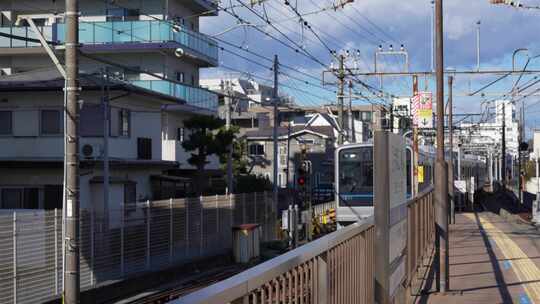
xmin=337 ymin=54 xmax=345 ymax=144
xmin=435 ymin=0 xmax=449 ymax=293
xmin=273 ymin=55 xmax=279 ymax=213
xmin=64 ymin=0 xmax=80 ymax=302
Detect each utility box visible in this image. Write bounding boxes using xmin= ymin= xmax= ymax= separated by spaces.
xmin=232 ymin=224 xmax=261 ymax=264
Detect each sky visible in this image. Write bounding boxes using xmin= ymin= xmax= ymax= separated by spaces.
xmin=199 ymin=0 xmax=540 ymax=138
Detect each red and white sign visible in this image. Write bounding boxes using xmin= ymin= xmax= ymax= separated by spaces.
xmin=411 ymin=92 xmax=433 ymax=129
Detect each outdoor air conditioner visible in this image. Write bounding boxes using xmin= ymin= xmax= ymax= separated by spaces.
xmin=81 ymin=143 xmax=103 ymax=159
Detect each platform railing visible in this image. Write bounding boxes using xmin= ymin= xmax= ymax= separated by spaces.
xmin=174 ymin=218 xmax=375 ymax=304
xmin=175 ymin=187 xmax=435 ymax=303
xmin=406 ymin=187 xmax=435 ymax=295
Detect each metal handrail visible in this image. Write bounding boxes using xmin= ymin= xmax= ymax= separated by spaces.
xmin=173 ymin=217 xmax=375 ymax=304
xmin=407 ymin=186 xmax=435 ymax=207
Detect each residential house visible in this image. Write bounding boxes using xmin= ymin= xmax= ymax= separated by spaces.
xmin=0 ymin=0 xmax=220 ymax=217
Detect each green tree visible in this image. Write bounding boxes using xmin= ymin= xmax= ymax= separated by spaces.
xmin=182 ymin=115 xmax=235 ymax=194
xmin=219 ymin=130 xmax=249 ymax=175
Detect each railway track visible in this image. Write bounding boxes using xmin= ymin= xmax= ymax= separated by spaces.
xmin=126 ymin=265 xmax=245 ymax=304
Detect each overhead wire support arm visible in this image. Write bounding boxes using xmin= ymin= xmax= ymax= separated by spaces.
xmin=16 ymin=16 xmax=66 ymax=79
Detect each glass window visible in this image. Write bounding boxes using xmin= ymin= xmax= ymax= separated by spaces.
xmin=249 ymin=143 xmax=264 ymax=156
xmin=177 ymin=127 xmax=184 ymax=142
xmin=176 ymin=72 xmax=185 ymax=83
xmin=1 ymin=188 xmax=38 ymax=209
xmin=0 ymin=111 xmax=12 ymax=135
xmin=338 ymin=146 xmax=373 ymax=207
xmin=41 ymin=110 xmax=62 ymax=135
xmin=119 ymin=109 xmax=130 ymax=137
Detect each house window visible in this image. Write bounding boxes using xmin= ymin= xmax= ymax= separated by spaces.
xmin=137 ymin=137 xmax=152 ymax=160
xmin=41 ymin=109 xmax=62 ymax=135
xmin=0 ymin=111 xmax=12 ymax=135
xmin=177 ymin=127 xmax=185 ymax=142
xmin=279 ymin=146 xmax=287 ymax=167
xmin=176 ymin=72 xmax=185 ymax=83
xmin=106 ymin=8 xmax=140 ymax=21
xmin=119 ymin=109 xmax=130 ymax=137
xmin=361 ymin=111 xmax=372 ymax=121
xmin=1 ymin=188 xmax=39 ymax=209
xmin=249 ymin=143 xmax=265 ymax=156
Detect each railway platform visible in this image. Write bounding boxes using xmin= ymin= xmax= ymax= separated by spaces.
xmin=418 ymin=211 xmax=540 ymax=304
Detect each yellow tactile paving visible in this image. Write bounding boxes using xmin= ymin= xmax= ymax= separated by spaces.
xmin=465 ymin=213 xmax=540 ymax=302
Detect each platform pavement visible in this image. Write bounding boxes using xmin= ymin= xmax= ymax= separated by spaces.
xmin=416 ymin=211 xmax=540 ymax=304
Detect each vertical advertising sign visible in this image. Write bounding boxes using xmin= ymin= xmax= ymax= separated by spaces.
xmin=412 ymin=92 xmax=433 ymax=129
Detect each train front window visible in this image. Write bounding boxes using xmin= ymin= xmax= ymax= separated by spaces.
xmin=338 ymin=147 xmax=373 ymax=206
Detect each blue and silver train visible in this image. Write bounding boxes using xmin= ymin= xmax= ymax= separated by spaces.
xmin=335 ymin=142 xmax=486 ymax=225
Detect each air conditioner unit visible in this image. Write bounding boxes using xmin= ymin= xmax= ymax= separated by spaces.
xmin=81 ymin=143 xmax=103 ymax=159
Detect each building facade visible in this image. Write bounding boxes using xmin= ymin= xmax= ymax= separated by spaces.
xmin=0 ymin=1 xmax=220 ymax=216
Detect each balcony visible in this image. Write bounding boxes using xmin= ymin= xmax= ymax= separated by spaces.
xmin=0 ymin=20 xmax=218 ymax=66
xmin=131 ymin=80 xmax=218 ymax=111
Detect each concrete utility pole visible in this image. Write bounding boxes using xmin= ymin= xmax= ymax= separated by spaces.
xmin=64 ymin=0 xmax=80 ymax=302
xmin=224 ymin=80 xmax=234 ymax=194
xmin=348 ymin=80 xmax=354 ymax=142
xmin=273 ymin=55 xmax=279 ymax=212
xmin=502 ymin=102 xmax=506 ymax=186
xmin=448 ymin=75 xmax=455 ymax=224
xmin=102 ymin=68 xmax=110 ymax=230
xmin=337 ymin=54 xmax=345 ymax=144
xmin=286 ymin=123 xmax=291 ymax=188
xmin=476 ymin=20 xmax=481 ymax=72
xmin=434 ymin=0 xmax=450 ymax=293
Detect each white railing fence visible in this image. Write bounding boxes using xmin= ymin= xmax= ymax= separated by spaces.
xmin=0 ymin=192 xmax=276 ymax=304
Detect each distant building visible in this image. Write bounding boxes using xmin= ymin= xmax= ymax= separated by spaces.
xmin=459 ymin=100 xmax=519 ymax=168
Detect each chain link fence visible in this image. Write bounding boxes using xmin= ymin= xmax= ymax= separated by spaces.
xmin=0 ymin=192 xmax=276 ymax=304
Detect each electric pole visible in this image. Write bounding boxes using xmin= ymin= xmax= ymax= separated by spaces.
xmin=502 ymin=102 xmax=506 ymax=186
xmin=337 ymin=54 xmax=345 ymax=144
xmin=448 ymin=75 xmax=455 ymax=224
xmin=273 ymin=55 xmax=279 ymax=214
xmin=102 ymin=68 xmax=110 ymax=230
xmin=65 ymin=0 xmax=80 ymax=302
xmin=435 ymin=0 xmax=449 ymax=293
xmin=224 ymin=80 xmax=234 ymax=194
xmin=348 ymin=80 xmax=354 ymax=142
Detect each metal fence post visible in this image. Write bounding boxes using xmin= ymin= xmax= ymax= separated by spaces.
xmin=200 ymin=195 xmax=203 ymax=256
xmin=120 ymin=204 xmax=125 ymax=277
xmin=242 ymin=193 xmax=246 ymax=224
xmin=215 ymin=195 xmax=219 ymax=240
xmin=146 ymin=200 xmax=151 ymax=270
xmin=54 ymin=209 xmax=59 ymax=295
xmin=229 ymin=193 xmax=233 ymax=227
xmin=13 ymin=212 xmax=17 ymax=304
xmin=254 ymin=192 xmax=257 ymax=223
xmin=185 ymin=199 xmax=189 ymax=258
xmin=90 ymin=209 xmax=95 ymax=286
xmin=169 ymin=198 xmax=173 ymax=263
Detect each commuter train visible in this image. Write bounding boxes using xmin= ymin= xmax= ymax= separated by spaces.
xmin=335 ymin=142 xmax=486 ymax=226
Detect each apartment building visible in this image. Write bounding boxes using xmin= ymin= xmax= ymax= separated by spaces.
xmin=0 ymin=0 xmax=220 ymax=216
